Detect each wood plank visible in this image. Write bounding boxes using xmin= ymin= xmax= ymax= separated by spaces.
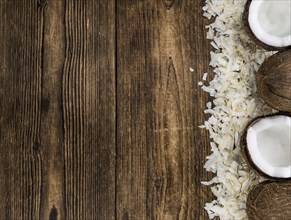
xmin=40 ymin=0 xmax=66 ymax=219
xmin=0 ymin=0 xmax=67 ymax=219
xmin=0 ymin=0 xmax=44 ymax=219
xmin=116 ymin=0 xmax=214 ymax=219
xmin=62 ymin=0 xmax=116 ymax=219
xmin=0 ymin=0 xmax=116 ymax=219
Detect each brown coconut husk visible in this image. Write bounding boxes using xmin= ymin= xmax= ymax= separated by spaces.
xmin=240 ymin=113 xmax=291 ymax=181
xmin=247 ymin=181 xmax=291 ymax=219
xmin=243 ymin=0 xmax=291 ymax=51
xmin=256 ymin=50 xmax=291 ymax=113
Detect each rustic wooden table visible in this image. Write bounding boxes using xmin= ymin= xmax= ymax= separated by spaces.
xmin=0 ymin=0 xmax=214 ymax=219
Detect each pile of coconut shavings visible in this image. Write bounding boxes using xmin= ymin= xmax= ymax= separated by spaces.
xmin=200 ymin=0 xmax=275 ymax=219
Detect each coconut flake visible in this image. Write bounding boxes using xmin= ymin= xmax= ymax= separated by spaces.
xmin=203 ymin=72 xmax=208 ymax=81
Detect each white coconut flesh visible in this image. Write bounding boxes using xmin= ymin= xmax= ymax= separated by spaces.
xmin=247 ymin=115 xmax=291 ymax=178
xmin=248 ymin=0 xmax=291 ymax=47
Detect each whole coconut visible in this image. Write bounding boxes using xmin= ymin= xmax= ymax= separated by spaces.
xmin=256 ymin=50 xmax=291 ymax=113
xmin=247 ymin=181 xmax=291 ymax=219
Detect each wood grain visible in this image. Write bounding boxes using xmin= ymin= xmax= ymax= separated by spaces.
xmin=40 ymin=0 xmax=66 ymax=219
xmin=116 ymin=0 xmax=214 ymax=219
xmin=62 ymin=0 xmax=116 ymax=219
xmin=0 ymin=0 xmax=214 ymax=219
xmin=0 ymin=0 xmax=44 ymax=219
xmin=0 ymin=0 xmax=116 ymax=219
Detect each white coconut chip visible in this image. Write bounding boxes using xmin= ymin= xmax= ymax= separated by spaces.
xmin=203 ymin=72 xmax=208 ymax=81
xmin=201 ymin=0 xmax=274 ymax=219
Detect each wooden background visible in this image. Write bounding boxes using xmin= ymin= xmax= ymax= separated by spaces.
xmin=0 ymin=0 xmax=214 ymax=219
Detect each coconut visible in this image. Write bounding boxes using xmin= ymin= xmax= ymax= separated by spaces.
xmin=256 ymin=50 xmax=291 ymax=112
xmin=247 ymin=181 xmax=291 ymax=219
xmin=241 ymin=113 xmax=291 ymax=179
xmin=243 ymin=0 xmax=291 ymax=51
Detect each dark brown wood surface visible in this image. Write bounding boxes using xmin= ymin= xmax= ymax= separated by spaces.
xmin=0 ymin=0 xmax=213 ymax=219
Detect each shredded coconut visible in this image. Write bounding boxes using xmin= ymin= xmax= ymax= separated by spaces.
xmin=203 ymin=72 xmax=208 ymax=81
xmin=201 ymin=0 xmax=275 ymax=219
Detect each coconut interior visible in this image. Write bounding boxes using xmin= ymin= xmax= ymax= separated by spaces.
xmin=247 ymin=115 xmax=291 ymax=178
xmin=248 ymin=0 xmax=291 ymax=47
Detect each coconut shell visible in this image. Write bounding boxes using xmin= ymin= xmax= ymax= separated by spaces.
xmin=247 ymin=181 xmax=291 ymax=219
xmin=243 ymin=0 xmax=291 ymax=51
xmin=256 ymin=50 xmax=291 ymax=113
xmin=241 ymin=113 xmax=291 ymax=180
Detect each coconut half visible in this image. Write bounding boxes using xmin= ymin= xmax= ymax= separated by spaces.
xmin=244 ymin=0 xmax=291 ymax=50
xmin=242 ymin=114 xmax=291 ymax=179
